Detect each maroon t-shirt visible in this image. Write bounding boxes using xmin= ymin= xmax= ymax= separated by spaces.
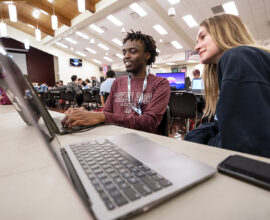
xmin=104 ymin=74 xmax=170 ymax=133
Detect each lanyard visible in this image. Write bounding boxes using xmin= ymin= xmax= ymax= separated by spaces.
xmin=127 ymin=69 xmax=149 ymax=115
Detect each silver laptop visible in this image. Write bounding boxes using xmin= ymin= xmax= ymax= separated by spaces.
xmin=1 ymin=56 xmax=99 ymax=136
xmin=192 ymin=78 xmax=204 ymax=95
xmin=0 ymin=53 xmax=216 ymax=220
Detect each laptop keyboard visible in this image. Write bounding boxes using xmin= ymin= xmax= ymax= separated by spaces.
xmin=69 ymin=139 xmax=172 ymax=210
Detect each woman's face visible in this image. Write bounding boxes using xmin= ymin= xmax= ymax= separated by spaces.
xmin=195 ymin=26 xmax=224 ymax=64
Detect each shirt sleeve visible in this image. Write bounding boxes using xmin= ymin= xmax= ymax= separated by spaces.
xmin=104 ymin=79 xmax=171 ymax=133
xmin=216 ymin=47 xmax=270 ymax=157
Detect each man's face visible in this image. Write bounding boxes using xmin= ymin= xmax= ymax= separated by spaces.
xmin=122 ymin=40 xmax=150 ymax=74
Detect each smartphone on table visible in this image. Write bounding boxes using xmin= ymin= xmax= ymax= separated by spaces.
xmin=218 ymin=155 xmax=270 ymax=190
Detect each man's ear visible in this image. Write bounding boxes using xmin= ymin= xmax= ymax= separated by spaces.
xmin=145 ymin=52 xmax=151 ymax=63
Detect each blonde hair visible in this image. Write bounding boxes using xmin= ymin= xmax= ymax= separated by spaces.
xmin=201 ymin=14 xmax=270 ymax=118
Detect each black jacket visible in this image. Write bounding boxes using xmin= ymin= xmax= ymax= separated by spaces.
xmin=185 ymin=46 xmax=270 ymax=158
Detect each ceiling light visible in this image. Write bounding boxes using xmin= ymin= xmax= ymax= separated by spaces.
xmin=76 ymin=31 xmax=89 ymax=39
xmin=112 ymin=38 xmax=123 ymax=46
xmin=0 ymin=46 xmax=7 ymax=55
xmin=56 ymin=42 xmax=68 ymax=48
xmin=89 ymin=24 xmax=104 ymax=34
xmin=47 ymin=0 xmax=53 ymax=3
xmin=153 ymin=24 xmax=168 ymax=35
xmin=35 ymin=28 xmax=41 ymax=41
xmin=65 ymin=37 xmax=77 ymax=44
xmin=90 ymin=38 xmax=95 ymax=44
xmin=85 ymin=47 xmax=97 ymax=54
xmin=51 ymin=15 xmax=58 ymax=30
xmin=222 ymin=1 xmax=239 ymax=16
xmin=98 ymin=43 xmax=109 ymax=51
xmin=40 ymin=10 xmax=49 ymax=15
xmin=129 ymin=3 xmax=147 ymax=17
xmin=0 ymin=22 xmax=7 ymax=36
xmin=103 ymin=56 xmax=113 ymax=62
xmin=166 ymin=62 xmax=176 ymax=65
xmin=159 ymin=39 xmax=163 ymax=43
xmin=93 ymin=59 xmax=101 ymax=64
xmin=8 ymin=4 xmax=17 ymax=22
xmin=116 ymin=53 xmax=123 ymax=59
xmin=106 ymin=15 xmax=123 ymax=26
xmin=168 ymin=0 xmax=180 ymax=5
xmin=33 ymin=9 xmax=40 ymax=19
xmin=171 ymin=40 xmax=183 ymax=49
xmin=77 ymin=0 xmax=85 ymax=13
xmin=24 ymin=39 xmax=30 ymax=50
xmin=75 ymin=51 xmax=86 ymax=57
xmin=182 ymin=14 xmax=198 ymax=27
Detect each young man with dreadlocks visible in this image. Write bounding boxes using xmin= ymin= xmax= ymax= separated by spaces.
xmin=62 ymin=31 xmax=170 ymax=133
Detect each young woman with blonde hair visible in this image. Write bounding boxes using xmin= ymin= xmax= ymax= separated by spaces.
xmin=185 ymin=14 xmax=270 ymax=158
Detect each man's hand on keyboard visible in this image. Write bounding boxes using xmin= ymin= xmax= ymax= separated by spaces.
xmin=61 ymin=108 xmax=105 ymax=127
xmin=64 ymin=107 xmax=86 ymax=114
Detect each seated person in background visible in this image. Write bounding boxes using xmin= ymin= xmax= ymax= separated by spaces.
xmin=77 ymin=78 xmax=83 ymax=90
xmin=0 ymin=86 xmax=11 ymax=105
xmin=62 ymin=30 xmax=170 ymax=134
xmin=185 ymin=77 xmax=191 ymax=90
xmin=38 ymin=82 xmax=48 ymax=93
xmin=192 ymin=69 xmax=201 ymax=79
xmin=91 ymin=76 xmax=100 ymax=88
xmin=184 ymin=14 xmax=270 ymax=158
xmin=83 ymin=79 xmax=91 ymax=90
xmin=66 ymin=75 xmax=83 ymax=106
xmin=58 ymin=80 xmax=67 ymax=90
xmin=99 ymin=70 xmax=116 ymax=106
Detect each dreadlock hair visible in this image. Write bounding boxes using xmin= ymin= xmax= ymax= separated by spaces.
xmin=122 ymin=30 xmax=158 ymax=66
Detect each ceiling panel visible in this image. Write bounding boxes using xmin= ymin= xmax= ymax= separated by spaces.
xmin=2 ymin=0 xmax=270 ymax=69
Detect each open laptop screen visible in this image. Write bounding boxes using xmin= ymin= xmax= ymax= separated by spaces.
xmin=192 ymin=78 xmax=204 ymax=90
xmin=0 ymin=53 xmax=54 ymax=139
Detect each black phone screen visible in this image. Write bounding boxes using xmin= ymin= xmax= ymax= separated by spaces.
xmin=218 ymin=155 xmax=270 ymax=188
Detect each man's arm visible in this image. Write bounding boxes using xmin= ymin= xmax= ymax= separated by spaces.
xmin=62 ymin=108 xmax=105 ymax=127
xmin=104 ymin=79 xmax=170 ymax=133
xmin=100 ymin=95 xmax=105 ymax=107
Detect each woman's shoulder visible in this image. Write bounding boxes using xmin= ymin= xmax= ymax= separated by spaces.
xmin=223 ymin=46 xmax=269 ymax=59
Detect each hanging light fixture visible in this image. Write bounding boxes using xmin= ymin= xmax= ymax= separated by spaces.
xmin=0 ymin=22 xmax=7 ymax=36
xmin=51 ymin=2 xmax=58 ymax=30
xmin=51 ymin=14 xmax=58 ymax=30
xmin=0 ymin=7 xmax=7 ymax=36
xmin=24 ymin=39 xmax=30 ymax=49
xmin=77 ymin=0 xmax=85 ymax=13
xmin=35 ymin=28 xmax=41 ymax=41
xmin=8 ymin=2 xmax=17 ymax=22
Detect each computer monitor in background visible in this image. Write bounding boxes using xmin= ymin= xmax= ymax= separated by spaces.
xmin=156 ymin=72 xmax=185 ymax=90
xmin=192 ymin=78 xmax=204 ymax=90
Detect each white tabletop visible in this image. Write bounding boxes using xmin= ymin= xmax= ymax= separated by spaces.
xmin=1 ymin=105 xmax=270 ymax=220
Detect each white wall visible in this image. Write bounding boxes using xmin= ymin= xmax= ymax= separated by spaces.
xmin=5 ymin=25 xmax=101 ymax=85
xmin=57 ymin=55 xmax=101 ymax=84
